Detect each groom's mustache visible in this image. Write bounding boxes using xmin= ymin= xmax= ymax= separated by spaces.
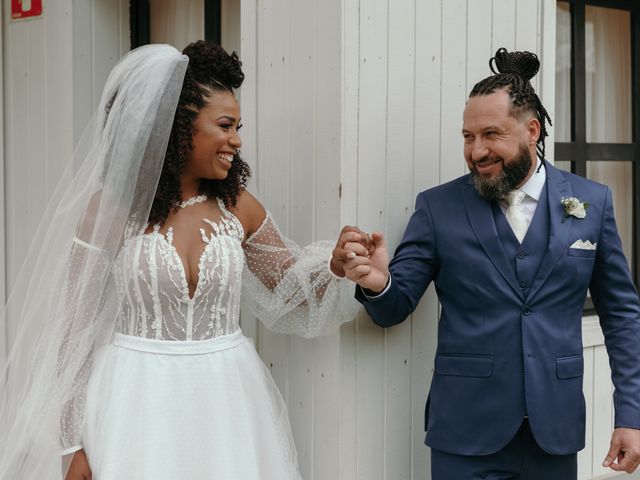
xmin=472 ymin=156 xmax=505 ymax=170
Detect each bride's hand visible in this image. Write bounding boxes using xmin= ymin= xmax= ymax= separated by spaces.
xmin=65 ymin=449 xmax=92 ymax=480
xmin=331 ymin=225 xmax=374 ymax=277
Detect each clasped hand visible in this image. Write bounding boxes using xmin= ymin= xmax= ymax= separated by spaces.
xmin=331 ymin=225 xmax=389 ymax=293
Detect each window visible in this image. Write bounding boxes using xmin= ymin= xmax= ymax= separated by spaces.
xmin=555 ymin=0 xmax=640 ymax=306
xmin=130 ymin=0 xmax=222 ymax=49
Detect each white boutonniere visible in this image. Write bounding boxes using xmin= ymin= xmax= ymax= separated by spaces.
xmin=561 ymin=197 xmax=589 ymax=221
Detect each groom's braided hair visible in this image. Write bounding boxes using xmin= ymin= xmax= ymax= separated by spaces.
xmin=149 ymin=41 xmax=251 ymax=225
xmin=469 ymin=48 xmax=552 ymax=160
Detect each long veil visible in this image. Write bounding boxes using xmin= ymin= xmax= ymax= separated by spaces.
xmin=0 ymin=44 xmax=188 ymax=479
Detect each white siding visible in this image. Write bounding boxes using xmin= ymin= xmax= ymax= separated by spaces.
xmin=240 ymin=1 xmax=344 ymax=478
xmin=4 ymin=0 xmax=74 ymax=346
xmin=2 ymin=1 xmax=128 ymax=345
xmin=0 ymin=4 xmax=5 ymax=362
xmin=581 ymin=319 xmax=618 ymax=480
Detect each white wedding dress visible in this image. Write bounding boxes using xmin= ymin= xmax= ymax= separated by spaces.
xmin=63 ymin=199 xmax=357 ymax=479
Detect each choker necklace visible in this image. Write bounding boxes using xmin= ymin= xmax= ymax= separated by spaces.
xmin=179 ymin=194 xmax=208 ymax=209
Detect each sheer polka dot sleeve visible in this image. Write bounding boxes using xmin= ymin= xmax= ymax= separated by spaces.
xmin=242 ymin=213 xmax=359 ymax=338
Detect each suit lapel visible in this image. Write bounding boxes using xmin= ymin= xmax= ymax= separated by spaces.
xmin=526 ymin=161 xmax=573 ymax=301
xmin=462 ymin=180 xmax=525 ymax=301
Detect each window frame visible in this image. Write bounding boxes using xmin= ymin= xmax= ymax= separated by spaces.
xmin=555 ymin=0 xmax=640 ymax=294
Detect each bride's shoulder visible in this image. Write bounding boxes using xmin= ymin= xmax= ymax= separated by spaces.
xmin=227 ymin=189 xmax=267 ymax=240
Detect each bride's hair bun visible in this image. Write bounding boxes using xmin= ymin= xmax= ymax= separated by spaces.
xmin=182 ymin=41 xmax=244 ymax=92
xmin=489 ymin=48 xmax=539 ymax=81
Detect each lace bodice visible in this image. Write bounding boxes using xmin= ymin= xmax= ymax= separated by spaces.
xmin=113 ymin=199 xmax=245 ymax=340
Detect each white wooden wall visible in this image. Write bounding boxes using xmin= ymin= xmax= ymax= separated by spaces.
xmin=2 ymin=0 xmax=128 ymax=348
xmin=239 ymin=0 xmax=345 ymax=478
xmin=0 ymin=1 xmax=630 ymax=479
xmin=3 ymin=0 xmax=72 ymax=346
xmin=0 ymin=3 xmax=6 ymax=362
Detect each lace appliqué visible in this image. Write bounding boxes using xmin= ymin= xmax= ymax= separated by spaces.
xmin=112 ymin=201 xmax=358 ymax=342
xmin=113 ymin=199 xmax=245 ymax=341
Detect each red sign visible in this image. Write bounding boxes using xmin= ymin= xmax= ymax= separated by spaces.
xmin=11 ymin=0 xmax=43 ymax=20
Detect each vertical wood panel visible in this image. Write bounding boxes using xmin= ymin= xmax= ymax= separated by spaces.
xmin=0 ymin=1 xmax=5 ymax=362
xmin=385 ymin=0 xmax=416 ymax=477
xmin=412 ymin=0 xmax=441 ymax=193
xmin=255 ymin=0 xmax=292 ymax=420
xmin=515 ymin=0 xmax=538 ymax=54
xmin=539 ymin=0 xmax=556 ymax=159
xmin=466 ymin=0 xmax=493 ymax=96
xmin=411 ymin=3 xmax=443 ymax=477
xmin=312 ymin=0 xmax=343 ymax=477
xmin=45 ymin=3 xmax=73 ymax=193
xmin=411 ymin=290 xmax=439 ymax=479
xmin=492 ymin=0 xmax=516 ymax=52
xmin=339 ymin=0 xmax=361 ymax=475
xmin=514 ymin=0 xmax=541 ymax=101
xmin=312 ymin=332 xmax=341 ymax=480
xmin=93 ymin=1 xmax=124 ymax=107
xmin=579 ymin=347 xmax=595 ymax=479
xmin=72 ymin=0 xmax=94 ymax=147
xmin=440 ymin=0 xmax=467 ymax=182
xmin=5 ymin=19 xmax=48 ymax=344
xmin=287 ymin=2 xmax=316 ymax=474
xmin=591 ymin=345 xmax=614 ymax=477
xmin=238 ymin=0 xmax=259 ymax=342
xmin=355 ymin=0 xmax=388 ymax=476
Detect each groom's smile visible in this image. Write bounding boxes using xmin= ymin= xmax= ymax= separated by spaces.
xmin=473 ymin=156 xmax=503 ymax=176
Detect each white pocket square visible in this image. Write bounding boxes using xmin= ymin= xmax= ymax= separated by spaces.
xmin=570 ymin=239 xmax=597 ymax=250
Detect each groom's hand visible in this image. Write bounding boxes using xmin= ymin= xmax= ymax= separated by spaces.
xmin=343 ymin=231 xmax=389 ymax=292
xmin=331 ymin=225 xmax=374 ymax=277
xmin=603 ymin=427 xmax=640 ymax=473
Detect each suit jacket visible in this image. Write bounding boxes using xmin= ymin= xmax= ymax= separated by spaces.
xmin=356 ymin=161 xmax=640 ymax=455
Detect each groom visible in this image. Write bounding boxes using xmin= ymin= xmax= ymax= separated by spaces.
xmin=331 ymin=49 xmax=640 ymax=479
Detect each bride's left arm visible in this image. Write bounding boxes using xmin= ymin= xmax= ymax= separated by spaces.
xmin=232 ymin=191 xmax=360 ymax=338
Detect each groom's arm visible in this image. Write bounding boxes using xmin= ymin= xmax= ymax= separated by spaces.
xmin=590 ymin=186 xmax=640 ymax=429
xmin=589 ymin=186 xmax=640 ymax=472
xmin=355 ymin=191 xmax=440 ymax=327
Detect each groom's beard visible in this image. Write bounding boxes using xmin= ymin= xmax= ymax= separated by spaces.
xmin=471 ymin=144 xmax=533 ymax=202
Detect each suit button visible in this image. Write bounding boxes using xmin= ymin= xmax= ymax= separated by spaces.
xmin=523 ymin=306 xmax=531 ymax=315
xmin=517 ymin=251 xmax=527 ymax=259
xmin=519 ymin=281 xmax=528 ymax=288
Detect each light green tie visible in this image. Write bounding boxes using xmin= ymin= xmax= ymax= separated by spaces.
xmin=505 ymin=190 xmax=528 ymax=243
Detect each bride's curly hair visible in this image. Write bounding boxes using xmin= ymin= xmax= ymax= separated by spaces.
xmin=149 ymin=40 xmax=251 ymax=225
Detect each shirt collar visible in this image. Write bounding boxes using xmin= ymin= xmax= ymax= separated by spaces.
xmin=518 ymin=157 xmax=546 ymax=202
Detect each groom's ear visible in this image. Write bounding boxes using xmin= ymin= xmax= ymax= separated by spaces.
xmin=526 ymin=116 xmax=541 ymax=145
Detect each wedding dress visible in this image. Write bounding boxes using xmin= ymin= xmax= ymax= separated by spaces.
xmin=66 ymin=198 xmax=357 ymax=479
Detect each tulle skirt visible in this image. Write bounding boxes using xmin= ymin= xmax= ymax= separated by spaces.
xmin=83 ymin=329 xmax=302 ymax=479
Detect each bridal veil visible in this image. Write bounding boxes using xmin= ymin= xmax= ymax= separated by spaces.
xmin=0 ymin=44 xmax=188 ymax=479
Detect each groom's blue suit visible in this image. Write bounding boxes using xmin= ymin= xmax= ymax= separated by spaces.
xmin=356 ymin=161 xmax=640 ymax=457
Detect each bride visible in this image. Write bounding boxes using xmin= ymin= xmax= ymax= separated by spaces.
xmin=0 ymin=41 xmax=368 ymax=479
